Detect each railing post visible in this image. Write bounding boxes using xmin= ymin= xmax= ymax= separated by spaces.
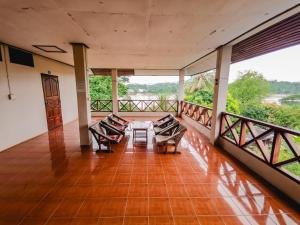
xmin=239 ymin=121 xmax=247 ymax=146
xmin=112 ymin=68 xmax=118 ymax=114
xmin=271 ymin=132 xmax=282 ymax=164
xmin=210 ymin=45 xmax=232 ymax=145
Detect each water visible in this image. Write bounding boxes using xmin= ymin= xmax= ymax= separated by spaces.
xmin=263 ymin=94 xmax=289 ymax=105
xmin=120 ymin=92 xmax=177 ymax=100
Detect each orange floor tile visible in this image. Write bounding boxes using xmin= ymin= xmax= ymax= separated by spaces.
xmin=0 ymin=117 xmax=299 ymax=225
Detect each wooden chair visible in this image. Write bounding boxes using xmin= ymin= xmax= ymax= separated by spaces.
xmin=107 ymin=113 xmax=129 ymax=127
xmin=153 ymin=115 xmax=176 ymax=135
xmin=153 ymin=114 xmax=174 ymax=127
xmin=155 ymin=124 xmax=187 ymax=154
xmin=101 ymin=117 xmax=126 ymax=135
xmin=89 ymin=122 xmax=123 ymax=152
xmin=154 ymin=120 xmax=179 ymax=135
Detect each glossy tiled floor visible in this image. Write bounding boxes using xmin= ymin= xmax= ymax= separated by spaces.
xmin=0 ymin=117 xmax=299 ymax=225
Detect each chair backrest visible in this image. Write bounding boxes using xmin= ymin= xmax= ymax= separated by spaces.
xmin=101 ymin=119 xmax=125 ymax=134
xmin=159 ymin=115 xmax=175 ymax=128
xmin=107 ymin=115 xmax=114 ymax=122
xmin=107 ymin=114 xmax=125 ymax=126
xmin=100 ymin=121 xmax=122 ymax=135
xmin=159 ymin=120 xmax=179 ymax=135
xmin=102 ymin=117 xmax=115 ymax=127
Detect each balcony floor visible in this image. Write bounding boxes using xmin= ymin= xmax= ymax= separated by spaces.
xmin=0 ymin=117 xmax=299 ymax=225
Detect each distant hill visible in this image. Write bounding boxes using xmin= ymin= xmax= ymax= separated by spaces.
xmin=270 ymin=80 xmax=300 ymax=94
xmin=127 ymin=82 xmax=178 ymax=94
xmin=127 ymin=80 xmax=300 ymax=95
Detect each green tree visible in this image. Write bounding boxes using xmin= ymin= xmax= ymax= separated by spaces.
xmin=269 ymin=105 xmax=300 ymax=130
xmin=89 ymin=75 xmax=128 ymax=101
xmin=229 ymin=71 xmax=270 ymax=110
xmin=184 ymin=71 xmax=215 ymax=107
xmin=240 ymin=104 xmax=271 ymax=122
xmin=226 ymin=93 xmax=240 ymax=114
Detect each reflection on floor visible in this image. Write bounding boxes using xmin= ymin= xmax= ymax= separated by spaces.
xmin=0 ymin=117 xmax=299 ymax=225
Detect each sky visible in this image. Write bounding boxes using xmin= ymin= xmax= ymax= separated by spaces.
xmin=129 ymin=44 xmax=300 ymax=84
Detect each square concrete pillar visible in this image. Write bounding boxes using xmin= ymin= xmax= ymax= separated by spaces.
xmin=210 ymin=45 xmax=232 ymax=145
xmin=112 ymin=69 xmax=118 ymax=114
xmin=178 ymin=69 xmax=185 ymax=102
xmin=178 ymin=69 xmax=185 ymax=115
xmin=72 ymin=43 xmax=92 ymax=146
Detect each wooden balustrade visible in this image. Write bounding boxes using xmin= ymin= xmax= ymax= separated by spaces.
xmin=90 ymin=100 xmax=113 ymax=112
xmin=118 ymin=100 xmax=178 ymax=112
xmin=220 ymin=112 xmax=300 ymax=183
xmin=179 ymin=101 xmax=213 ymax=129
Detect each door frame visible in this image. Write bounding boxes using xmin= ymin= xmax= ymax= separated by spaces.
xmin=41 ymin=73 xmax=63 ymax=130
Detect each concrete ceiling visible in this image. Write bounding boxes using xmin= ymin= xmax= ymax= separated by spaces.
xmin=0 ymin=0 xmax=298 ymax=69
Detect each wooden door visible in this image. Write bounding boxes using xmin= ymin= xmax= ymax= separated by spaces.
xmin=41 ymin=74 xmax=63 ymax=130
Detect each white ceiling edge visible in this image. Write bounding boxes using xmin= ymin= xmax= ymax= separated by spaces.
xmin=229 ymin=5 xmax=300 ymax=45
xmin=182 ymin=5 xmax=300 ymax=76
xmin=134 ymin=69 xmax=179 ymax=76
xmin=184 ymin=51 xmax=217 ymax=76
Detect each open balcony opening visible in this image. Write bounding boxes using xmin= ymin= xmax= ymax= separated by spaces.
xmin=0 ymin=2 xmax=299 ymax=224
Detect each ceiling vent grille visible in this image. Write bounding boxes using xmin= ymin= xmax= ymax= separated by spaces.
xmin=33 ymin=45 xmax=66 ymax=53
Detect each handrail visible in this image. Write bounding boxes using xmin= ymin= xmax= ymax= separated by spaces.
xmin=90 ymin=100 xmax=112 ymax=112
xmin=118 ymin=99 xmax=178 ymax=112
xmin=179 ymin=101 xmax=213 ymax=129
xmin=222 ymin=112 xmax=300 ymax=136
xmin=220 ymin=112 xmax=300 ymax=183
xmin=181 ymin=101 xmax=213 ymax=111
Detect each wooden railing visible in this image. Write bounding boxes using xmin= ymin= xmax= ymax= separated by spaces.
xmin=220 ymin=112 xmax=300 ymax=183
xmin=118 ymin=100 xmax=178 ymax=112
xmin=90 ymin=100 xmax=112 ymax=112
xmin=179 ymin=101 xmax=213 ymax=129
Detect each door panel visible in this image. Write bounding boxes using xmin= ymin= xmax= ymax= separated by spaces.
xmin=41 ymin=74 xmax=63 ymax=130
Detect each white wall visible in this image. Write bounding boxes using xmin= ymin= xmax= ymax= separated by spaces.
xmin=0 ymin=45 xmax=78 ymax=151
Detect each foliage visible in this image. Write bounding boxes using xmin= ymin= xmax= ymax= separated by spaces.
xmin=268 ymin=105 xmax=300 ymax=130
xmin=240 ymin=104 xmax=271 ymax=122
xmin=229 ymin=71 xmax=270 ymax=110
xmin=184 ymin=71 xmax=214 ymax=93
xmin=184 ymin=90 xmax=213 ymax=107
xmin=158 ymin=94 xmax=168 ymax=111
xmin=226 ymin=93 xmax=240 ymax=114
xmin=270 ymin=80 xmax=300 ymax=94
xmin=240 ymin=103 xmax=300 ymax=131
xmin=89 ymin=75 xmax=128 ymax=101
xmin=184 ymin=71 xmax=215 ymax=107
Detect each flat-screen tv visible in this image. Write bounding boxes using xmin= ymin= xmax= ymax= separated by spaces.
xmin=9 ymin=47 xmax=34 ymax=67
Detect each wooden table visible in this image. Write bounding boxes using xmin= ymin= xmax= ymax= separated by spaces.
xmin=132 ymin=121 xmax=151 ymax=144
